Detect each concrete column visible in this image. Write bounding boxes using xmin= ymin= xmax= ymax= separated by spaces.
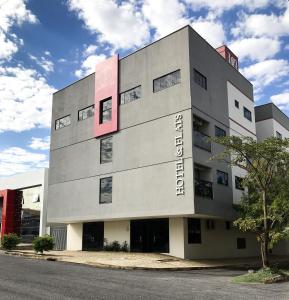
xmin=67 ymin=223 xmax=83 ymax=250
xmin=104 ymin=220 xmax=130 ymax=246
xmin=169 ymin=217 xmax=185 ymax=258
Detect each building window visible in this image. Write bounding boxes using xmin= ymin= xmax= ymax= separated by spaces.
xmin=100 ymin=137 xmax=112 ymax=164
xmin=55 ymin=115 xmax=71 ymax=130
xmin=276 ymin=131 xmax=282 ymax=139
xmin=78 ymin=105 xmax=94 ymax=121
xmin=120 ymin=86 xmax=141 ymax=105
xmin=153 ymin=70 xmax=180 ymax=93
xmin=235 ymin=100 xmax=239 ymax=108
xmin=193 ymin=69 xmax=207 ymax=90
xmin=215 ymin=126 xmax=226 ymax=137
xmin=217 ymin=170 xmax=228 ymax=186
xmin=99 ymin=177 xmax=112 ymax=204
xmin=237 ymin=238 xmax=246 ymax=249
xmin=243 ymin=107 xmax=252 ymax=121
xmin=235 ymin=176 xmax=244 ymax=190
xmin=206 ymin=220 xmax=215 ymax=230
xmin=225 ymin=221 xmax=231 ymax=230
xmin=100 ymin=98 xmax=112 ymax=124
xmin=188 ymin=218 xmax=201 ymax=244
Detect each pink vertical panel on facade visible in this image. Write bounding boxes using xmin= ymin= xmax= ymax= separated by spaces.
xmin=94 ymin=54 xmax=119 ymax=137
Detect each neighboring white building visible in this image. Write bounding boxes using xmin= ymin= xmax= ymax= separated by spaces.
xmin=0 ymin=168 xmax=49 ymax=242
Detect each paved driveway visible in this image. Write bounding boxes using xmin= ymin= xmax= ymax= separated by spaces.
xmin=0 ymin=254 xmax=288 ymax=300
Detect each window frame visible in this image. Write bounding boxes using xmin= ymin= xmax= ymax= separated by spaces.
xmin=193 ymin=69 xmax=207 ymax=90
xmin=234 ymin=100 xmax=239 ymax=109
xmin=78 ymin=104 xmax=95 ymax=121
xmin=216 ymin=170 xmax=229 ymax=186
xmin=276 ymin=131 xmax=282 ymax=139
xmin=188 ymin=218 xmax=202 ymax=244
xmin=99 ymin=176 xmax=113 ymax=204
xmin=120 ymin=85 xmax=141 ymax=105
xmin=100 ymin=136 xmax=113 ymax=164
xmin=55 ymin=115 xmax=71 ymax=130
xmin=153 ymin=69 xmax=181 ymax=93
xmin=235 ymin=176 xmax=244 ymax=190
xmin=243 ymin=107 xmax=252 ymax=121
xmin=100 ymin=97 xmax=112 ymax=124
xmin=237 ymin=238 xmax=246 ymax=249
xmin=215 ymin=126 xmax=226 ymax=137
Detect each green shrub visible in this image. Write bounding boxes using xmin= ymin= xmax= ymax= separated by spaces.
xmin=121 ymin=241 xmax=129 ymax=252
xmin=33 ymin=235 xmax=54 ymax=254
xmin=103 ymin=240 xmax=129 ymax=252
xmin=1 ymin=233 xmax=21 ymax=251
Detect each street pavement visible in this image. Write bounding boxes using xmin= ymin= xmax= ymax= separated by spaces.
xmin=0 ymin=254 xmax=288 ymax=300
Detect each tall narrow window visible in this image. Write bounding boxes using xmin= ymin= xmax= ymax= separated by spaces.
xmin=235 ymin=100 xmax=239 ymax=108
xmin=153 ymin=70 xmax=180 ymax=93
xmin=188 ymin=218 xmax=201 ymax=244
xmin=100 ymin=98 xmax=112 ymax=124
xmin=78 ymin=105 xmax=94 ymax=121
xmin=100 ymin=137 xmax=113 ymax=164
xmin=276 ymin=131 xmax=282 ymax=139
xmin=120 ymin=86 xmax=141 ymax=104
xmin=237 ymin=238 xmax=246 ymax=249
xmin=217 ymin=170 xmax=228 ymax=186
xmin=193 ymin=69 xmax=207 ymax=90
xmin=243 ymin=107 xmax=252 ymax=121
xmin=55 ymin=115 xmax=71 ymax=130
xmin=99 ymin=177 xmax=112 ymax=204
xmin=235 ymin=176 xmax=244 ymax=190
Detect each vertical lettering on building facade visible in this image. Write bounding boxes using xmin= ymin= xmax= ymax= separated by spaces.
xmin=175 ymin=114 xmax=185 ymax=195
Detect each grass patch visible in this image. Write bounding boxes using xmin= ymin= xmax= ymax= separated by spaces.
xmin=232 ymin=268 xmax=289 ymax=284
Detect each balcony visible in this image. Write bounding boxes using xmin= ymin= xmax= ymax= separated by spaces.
xmin=193 ymin=130 xmax=211 ymax=152
xmin=195 ymin=179 xmax=213 ymax=199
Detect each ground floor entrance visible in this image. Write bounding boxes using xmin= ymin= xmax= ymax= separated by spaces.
xmin=82 ymin=222 xmax=104 ymax=251
xmin=130 ymin=218 xmax=169 ymax=253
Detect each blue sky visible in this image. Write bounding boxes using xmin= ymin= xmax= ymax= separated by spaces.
xmin=0 ymin=0 xmax=289 ymax=177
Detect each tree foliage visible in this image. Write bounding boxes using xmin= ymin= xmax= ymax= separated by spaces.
xmin=211 ymin=136 xmax=289 ymax=267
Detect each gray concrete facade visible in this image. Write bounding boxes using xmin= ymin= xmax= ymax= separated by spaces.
xmin=47 ymin=26 xmax=260 ymax=258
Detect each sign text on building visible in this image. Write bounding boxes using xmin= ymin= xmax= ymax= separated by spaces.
xmin=175 ymin=114 xmax=185 ymax=195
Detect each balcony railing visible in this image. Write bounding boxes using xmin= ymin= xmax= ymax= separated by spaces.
xmin=193 ymin=130 xmax=211 ymax=152
xmin=195 ymin=179 xmax=213 ymax=199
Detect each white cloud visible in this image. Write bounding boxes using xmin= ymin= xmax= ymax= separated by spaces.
xmin=28 ymin=136 xmax=50 ymax=151
xmin=83 ymin=45 xmax=98 ymax=57
xmin=67 ymin=0 xmax=150 ymax=49
xmin=75 ymin=54 xmax=106 ymax=78
xmin=192 ymin=19 xmax=226 ymax=47
xmin=229 ymin=37 xmax=281 ymax=62
xmin=142 ymin=0 xmax=189 ymax=38
xmin=232 ymin=4 xmax=289 ymax=38
xmin=0 ymin=0 xmax=37 ymax=61
xmin=29 ymin=54 xmax=54 ymax=73
xmin=271 ymin=91 xmax=289 ymax=111
xmin=0 ymin=147 xmax=48 ymax=177
xmin=0 ymin=66 xmax=55 ymax=133
xmin=186 ymin=0 xmax=282 ymax=14
xmin=241 ymin=59 xmax=289 ymax=94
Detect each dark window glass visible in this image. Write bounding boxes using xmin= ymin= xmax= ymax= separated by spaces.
xmin=100 ymin=177 xmax=112 ymax=204
xmin=225 ymin=221 xmax=231 ymax=230
xmin=215 ymin=126 xmax=226 ymax=137
xmin=243 ymin=107 xmax=252 ymax=121
xmin=153 ymin=70 xmax=180 ymax=93
xmin=193 ymin=69 xmax=207 ymax=90
xmin=235 ymin=176 xmax=244 ymax=190
xmin=217 ymin=170 xmax=228 ymax=186
xmin=100 ymin=137 xmax=112 ymax=164
xmin=237 ymin=238 xmax=246 ymax=249
xmin=55 ymin=115 xmax=71 ymax=130
xmin=206 ymin=220 xmax=215 ymax=230
xmin=120 ymin=86 xmax=141 ymax=104
xmin=235 ymin=100 xmax=239 ymax=108
xmin=188 ymin=218 xmax=201 ymax=244
xmin=100 ymin=98 xmax=112 ymax=124
xmin=78 ymin=105 xmax=94 ymax=121
xmin=276 ymin=131 xmax=282 ymax=139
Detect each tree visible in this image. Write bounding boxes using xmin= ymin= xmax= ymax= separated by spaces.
xmin=211 ymin=136 xmax=289 ymax=268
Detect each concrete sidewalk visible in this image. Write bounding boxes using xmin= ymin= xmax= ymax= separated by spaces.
xmin=4 ymin=250 xmax=289 ymax=270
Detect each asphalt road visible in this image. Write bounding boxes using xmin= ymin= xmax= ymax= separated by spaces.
xmin=0 ymin=254 xmax=288 ymax=300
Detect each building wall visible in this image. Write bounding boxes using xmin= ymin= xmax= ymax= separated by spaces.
xmin=48 ymin=27 xmax=195 ymax=224
xmin=67 ymin=223 xmax=83 ymax=250
xmin=104 ymin=220 xmax=130 ymax=245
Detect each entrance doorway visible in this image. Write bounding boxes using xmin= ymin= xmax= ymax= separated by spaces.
xmin=82 ymin=222 xmax=104 ymax=251
xmin=130 ymin=218 xmax=169 ymax=253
